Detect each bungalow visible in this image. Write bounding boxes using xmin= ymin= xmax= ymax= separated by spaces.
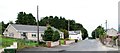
xmin=106 ymin=28 xmax=118 ymax=38
xmin=3 ymin=24 xmax=64 ymax=41
xmin=105 ymin=28 xmax=118 ymax=46
xmin=69 ymin=30 xmax=82 ymax=40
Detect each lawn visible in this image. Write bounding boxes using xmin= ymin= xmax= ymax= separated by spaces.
xmin=1 ymin=36 xmax=38 ymax=49
xmin=60 ymin=40 xmax=64 ymax=45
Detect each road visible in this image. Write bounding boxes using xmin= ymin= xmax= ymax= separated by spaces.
xmin=56 ymin=39 xmax=118 ymax=51
xmin=18 ymin=39 xmax=118 ymax=51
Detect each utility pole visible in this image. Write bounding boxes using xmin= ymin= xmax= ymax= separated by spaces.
xmin=105 ymin=20 xmax=107 ymax=32
xmin=37 ymin=5 xmax=39 ymax=44
xmin=68 ymin=19 xmax=70 ymax=31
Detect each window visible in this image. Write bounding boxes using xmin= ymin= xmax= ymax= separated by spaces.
xmin=9 ymin=33 xmax=14 ymax=36
xmin=21 ymin=32 xmax=26 ymax=36
xmin=32 ymin=34 xmax=36 ymax=37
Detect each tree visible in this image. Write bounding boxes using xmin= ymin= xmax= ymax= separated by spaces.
xmin=81 ymin=28 xmax=88 ymax=40
xmin=39 ymin=16 xmax=85 ymax=31
xmin=9 ymin=21 xmax=13 ymax=24
xmin=42 ymin=27 xmax=60 ymax=41
xmin=91 ymin=30 xmax=95 ymax=39
xmin=1 ymin=21 xmax=6 ymax=35
xmin=52 ymin=31 xmax=60 ymax=41
xmin=42 ymin=27 xmax=54 ymax=41
xmin=39 ymin=16 xmax=88 ymax=40
xmin=91 ymin=26 xmax=106 ymax=39
xmin=15 ymin=12 xmax=36 ymax=25
xmin=0 ymin=21 xmax=13 ymax=35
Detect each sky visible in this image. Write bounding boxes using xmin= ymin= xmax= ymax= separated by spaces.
xmin=0 ymin=0 xmax=119 ymax=36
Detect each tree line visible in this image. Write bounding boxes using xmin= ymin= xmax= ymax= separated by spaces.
xmin=0 ymin=12 xmax=88 ymax=40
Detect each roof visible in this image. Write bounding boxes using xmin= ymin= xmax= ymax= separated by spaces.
xmin=107 ymin=28 xmax=118 ymax=32
xmin=69 ymin=30 xmax=81 ymax=35
xmin=10 ymin=24 xmax=62 ymax=33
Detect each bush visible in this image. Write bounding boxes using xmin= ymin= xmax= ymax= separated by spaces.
xmin=42 ymin=27 xmax=53 ymax=41
xmin=59 ymin=39 xmax=65 ymax=45
xmin=42 ymin=27 xmax=60 ymax=42
xmin=2 ymin=37 xmax=16 ymax=48
xmin=52 ymin=31 xmax=60 ymax=42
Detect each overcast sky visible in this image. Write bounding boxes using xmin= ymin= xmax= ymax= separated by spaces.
xmin=0 ymin=0 xmax=119 ymax=36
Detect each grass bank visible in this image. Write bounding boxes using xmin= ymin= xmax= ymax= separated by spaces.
xmin=1 ymin=35 xmax=46 ymax=50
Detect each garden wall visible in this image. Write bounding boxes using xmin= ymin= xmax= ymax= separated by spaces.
xmin=64 ymin=40 xmax=75 ymax=45
xmin=46 ymin=40 xmax=75 ymax=48
xmin=46 ymin=41 xmax=60 ymax=48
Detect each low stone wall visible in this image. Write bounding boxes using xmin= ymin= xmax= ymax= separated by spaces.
xmin=51 ymin=41 xmax=59 ymax=47
xmin=46 ymin=40 xmax=75 ymax=48
xmin=46 ymin=41 xmax=60 ymax=48
xmin=64 ymin=40 xmax=75 ymax=45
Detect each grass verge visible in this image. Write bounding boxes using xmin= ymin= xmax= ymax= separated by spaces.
xmin=1 ymin=36 xmax=45 ymax=50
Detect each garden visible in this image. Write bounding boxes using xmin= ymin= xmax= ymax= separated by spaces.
xmin=0 ymin=34 xmax=46 ymax=50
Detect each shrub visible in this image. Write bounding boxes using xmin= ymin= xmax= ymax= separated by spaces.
xmin=60 ymin=40 xmax=64 ymax=45
xmin=52 ymin=31 xmax=60 ymax=42
xmin=42 ymin=27 xmax=60 ymax=42
xmin=42 ymin=27 xmax=53 ymax=41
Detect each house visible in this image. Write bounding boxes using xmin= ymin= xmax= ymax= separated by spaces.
xmin=3 ymin=24 xmax=64 ymax=41
xmin=105 ymin=28 xmax=118 ymax=46
xmin=106 ymin=28 xmax=118 ymax=38
xmin=118 ymin=33 xmax=120 ymax=46
xmin=68 ymin=30 xmax=82 ymax=40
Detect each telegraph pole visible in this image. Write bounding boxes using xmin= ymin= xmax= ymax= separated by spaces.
xmin=105 ymin=20 xmax=107 ymax=32
xmin=68 ymin=19 xmax=70 ymax=31
xmin=37 ymin=5 xmax=39 ymax=44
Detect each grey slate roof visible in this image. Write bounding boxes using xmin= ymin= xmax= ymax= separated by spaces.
xmin=11 ymin=24 xmax=62 ymax=33
xmin=69 ymin=30 xmax=81 ymax=35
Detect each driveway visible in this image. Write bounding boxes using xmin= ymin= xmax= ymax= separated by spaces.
xmin=18 ymin=39 xmax=118 ymax=51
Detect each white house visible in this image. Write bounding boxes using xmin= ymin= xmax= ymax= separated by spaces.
xmin=3 ymin=24 xmax=64 ymax=41
xmin=105 ymin=28 xmax=118 ymax=46
xmin=69 ymin=30 xmax=82 ymax=40
xmin=107 ymin=28 xmax=118 ymax=37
